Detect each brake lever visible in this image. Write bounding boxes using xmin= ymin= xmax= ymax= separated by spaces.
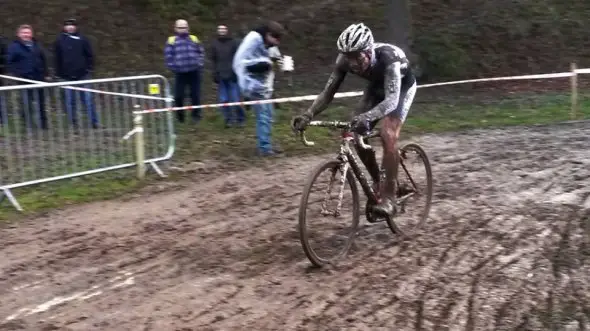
xmin=354 ymin=133 xmax=373 ymax=150
xmin=300 ymin=130 xmax=315 ymax=146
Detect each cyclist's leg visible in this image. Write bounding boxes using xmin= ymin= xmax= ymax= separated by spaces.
xmin=373 ymin=74 xmax=417 ymax=215
xmin=353 ymin=83 xmax=381 ymax=184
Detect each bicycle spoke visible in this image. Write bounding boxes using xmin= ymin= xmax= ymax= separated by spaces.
xmin=401 ymin=152 xmax=420 ymax=194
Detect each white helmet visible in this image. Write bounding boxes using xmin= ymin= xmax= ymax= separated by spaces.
xmin=337 ymin=23 xmax=374 ymax=53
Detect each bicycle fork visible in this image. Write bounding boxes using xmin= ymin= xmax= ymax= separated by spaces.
xmin=320 ymin=162 xmax=350 ymax=217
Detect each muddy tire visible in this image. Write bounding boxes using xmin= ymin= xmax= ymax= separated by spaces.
xmin=298 ymin=159 xmax=360 ymax=267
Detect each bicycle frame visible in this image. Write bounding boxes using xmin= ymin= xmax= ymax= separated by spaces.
xmin=301 ymin=121 xmax=381 ymax=216
xmin=300 ymin=120 xmax=419 ymax=216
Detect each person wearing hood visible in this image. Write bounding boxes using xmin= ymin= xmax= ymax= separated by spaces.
xmin=54 ymin=18 xmax=99 ymax=129
xmin=232 ymin=20 xmax=285 ymax=156
xmin=209 ymin=25 xmax=244 ymax=128
xmin=6 ymin=24 xmax=49 ymax=129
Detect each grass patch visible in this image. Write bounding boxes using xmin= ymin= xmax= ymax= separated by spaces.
xmin=0 ymin=174 xmax=141 ymax=221
xmin=405 ymin=93 xmax=589 ymax=134
xmin=1 ymin=93 xmax=589 ymax=220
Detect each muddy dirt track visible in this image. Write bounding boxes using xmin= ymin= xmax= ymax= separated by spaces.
xmin=1 ymin=121 xmax=589 ymax=331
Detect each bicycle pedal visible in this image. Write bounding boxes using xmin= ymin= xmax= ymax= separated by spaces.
xmin=321 ymin=209 xmax=340 ymax=217
xmin=370 ymin=205 xmax=396 ymax=218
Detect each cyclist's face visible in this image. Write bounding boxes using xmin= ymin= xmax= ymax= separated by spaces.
xmin=343 ymin=50 xmax=370 ymax=73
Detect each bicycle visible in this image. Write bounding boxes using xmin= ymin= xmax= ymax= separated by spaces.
xmin=296 ymin=120 xmax=433 ymax=267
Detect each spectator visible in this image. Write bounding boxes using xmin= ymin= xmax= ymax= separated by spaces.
xmin=54 ymin=18 xmax=99 ymax=129
xmin=0 ymin=35 xmax=6 ymax=125
xmin=164 ymin=19 xmax=204 ymax=124
xmin=210 ymin=24 xmax=244 ymax=128
xmin=6 ymin=24 xmax=49 ymax=130
xmin=233 ymin=20 xmax=285 ymax=156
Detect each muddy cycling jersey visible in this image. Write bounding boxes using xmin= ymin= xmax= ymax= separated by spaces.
xmin=306 ymin=42 xmax=416 ymax=124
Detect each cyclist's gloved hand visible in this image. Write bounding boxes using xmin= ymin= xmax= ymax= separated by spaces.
xmin=350 ymin=115 xmax=371 ymax=134
xmin=291 ymin=113 xmax=312 ymax=132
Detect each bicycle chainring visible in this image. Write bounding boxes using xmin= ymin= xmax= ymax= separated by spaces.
xmin=365 ymin=200 xmax=386 ymax=223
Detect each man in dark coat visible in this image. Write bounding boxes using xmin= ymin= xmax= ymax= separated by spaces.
xmin=54 ymin=18 xmax=99 ymax=128
xmin=0 ymin=35 xmax=6 ymax=79
xmin=6 ymin=24 xmax=49 ymax=129
xmin=210 ymin=25 xmax=244 ymax=127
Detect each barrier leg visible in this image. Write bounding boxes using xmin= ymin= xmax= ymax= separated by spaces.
xmin=125 ymin=107 xmax=168 ymax=179
xmin=133 ymin=112 xmax=146 ymax=180
xmin=148 ymin=161 xmax=167 ymax=178
xmin=0 ymin=188 xmax=23 ymax=212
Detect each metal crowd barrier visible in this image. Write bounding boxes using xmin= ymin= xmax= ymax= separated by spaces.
xmin=0 ymin=74 xmax=175 ymax=211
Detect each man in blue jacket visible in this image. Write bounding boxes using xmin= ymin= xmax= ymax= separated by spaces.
xmin=6 ymin=24 xmax=49 ymax=129
xmin=164 ymin=19 xmax=205 ymax=123
xmin=233 ymin=21 xmax=285 ymax=156
xmin=54 ymin=18 xmax=99 ymax=129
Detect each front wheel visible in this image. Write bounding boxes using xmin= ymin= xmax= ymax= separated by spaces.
xmin=385 ymin=143 xmax=433 ymax=238
xmin=298 ymin=159 xmax=360 ymax=267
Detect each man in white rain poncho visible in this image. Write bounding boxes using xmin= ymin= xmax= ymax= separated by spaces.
xmin=232 ymin=21 xmax=286 ymax=157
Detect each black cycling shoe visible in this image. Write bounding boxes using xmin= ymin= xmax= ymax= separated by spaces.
xmin=371 ymin=197 xmax=396 ymax=217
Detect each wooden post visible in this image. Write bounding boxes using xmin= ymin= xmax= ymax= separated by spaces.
xmin=571 ymin=62 xmax=578 ymax=120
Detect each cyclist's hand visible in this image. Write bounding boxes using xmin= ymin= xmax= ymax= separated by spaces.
xmin=350 ymin=115 xmax=371 ymax=135
xmin=291 ymin=113 xmax=312 ymax=132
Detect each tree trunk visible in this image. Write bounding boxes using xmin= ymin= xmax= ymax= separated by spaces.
xmin=387 ymin=0 xmax=419 ymax=74
xmin=387 ymin=0 xmax=411 ymax=50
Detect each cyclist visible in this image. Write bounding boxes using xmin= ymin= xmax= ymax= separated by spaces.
xmin=291 ymin=22 xmax=417 ymax=217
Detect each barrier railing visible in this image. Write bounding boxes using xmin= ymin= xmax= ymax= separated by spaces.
xmin=0 ymin=75 xmax=175 ymax=211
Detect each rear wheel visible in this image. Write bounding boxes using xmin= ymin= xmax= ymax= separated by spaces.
xmin=298 ymin=159 xmax=360 ymax=267
xmin=385 ymin=143 xmax=433 ymax=238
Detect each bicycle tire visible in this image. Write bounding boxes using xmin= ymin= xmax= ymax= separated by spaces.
xmin=298 ymin=159 xmax=360 ymax=267
xmin=385 ymin=143 xmax=433 ymax=238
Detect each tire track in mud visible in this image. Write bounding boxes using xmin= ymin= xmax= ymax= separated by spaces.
xmin=1 ymin=121 xmax=590 ymax=330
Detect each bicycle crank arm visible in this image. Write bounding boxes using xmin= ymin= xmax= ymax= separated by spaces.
xmin=396 ymin=192 xmax=417 ymax=204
